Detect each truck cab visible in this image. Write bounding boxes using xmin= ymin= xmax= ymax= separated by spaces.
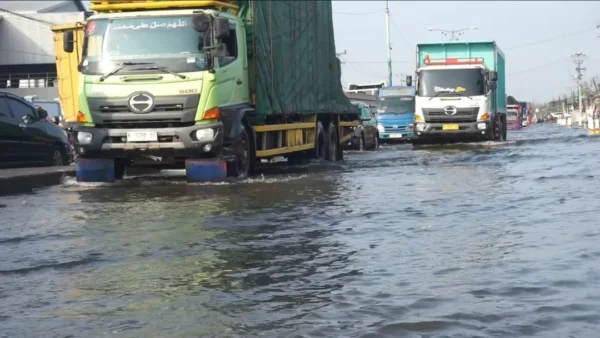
xmin=506 ymin=104 xmax=522 ymax=130
xmin=376 ymin=85 xmax=416 ymax=142
xmin=412 ymin=41 xmax=507 ymax=144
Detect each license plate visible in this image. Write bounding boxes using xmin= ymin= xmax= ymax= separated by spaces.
xmin=390 ymin=133 xmax=403 ymax=138
xmin=127 ymin=131 xmax=158 ymax=142
xmin=442 ymin=124 xmax=459 ymax=131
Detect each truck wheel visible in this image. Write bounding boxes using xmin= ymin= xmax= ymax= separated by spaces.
xmin=326 ymin=121 xmax=340 ymax=161
xmin=493 ymin=113 xmax=501 ymax=141
xmin=114 ymin=160 xmax=127 ymax=180
xmin=227 ymin=125 xmax=253 ymax=178
xmin=502 ymin=115 xmax=508 ymax=140
xmin=372 ymin=135 xmax=379 ymax=150
xmin=315 ymin=121 xmax=326 ymax=160
xmin=358 ymin=134 xmax=365 ymax=151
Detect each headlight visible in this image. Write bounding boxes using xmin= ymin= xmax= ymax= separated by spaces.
xmin=377 ymin=123 xmax=385 ymax=133
xmin=195 ymin=128 xmax=215 ymax=141
xmin=76 ymin=132 xmax=92 ymax=144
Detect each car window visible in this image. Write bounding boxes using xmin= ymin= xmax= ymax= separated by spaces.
xmin=6 ymin=97 xmax=34 ymax=120
xmin=0 ymin=96 xmax=10 ymax=117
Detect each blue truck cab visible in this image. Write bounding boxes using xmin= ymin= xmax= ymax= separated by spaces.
xmin=376 ymin=86 xmax=416 ymax=142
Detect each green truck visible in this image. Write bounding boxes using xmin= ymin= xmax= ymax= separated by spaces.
xmin=63 ymin=0 xmax=360 ymax=182
xmin=411 ymin=40 xmax=507 ymax=144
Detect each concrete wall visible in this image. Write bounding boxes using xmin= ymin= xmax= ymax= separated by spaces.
xmin=2 ymin=87 xmax=59 ymax=100
xmin=0 ymin=12 xmax=85 ymax=66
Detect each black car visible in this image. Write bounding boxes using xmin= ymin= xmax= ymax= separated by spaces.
xmin=0 ymin=92 xmax=72 ymax=168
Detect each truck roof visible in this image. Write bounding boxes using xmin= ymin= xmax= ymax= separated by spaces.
xmin=89 ymin=0 xmax=239 ymax=14
xmin=417 ymin=40 xmax=505 ymax=59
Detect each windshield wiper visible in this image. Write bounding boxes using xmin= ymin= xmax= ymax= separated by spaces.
xmin=98 ymin=62 xmax=152 ymax=82
xmin=132 ymin=65 xmax=187 ymax=79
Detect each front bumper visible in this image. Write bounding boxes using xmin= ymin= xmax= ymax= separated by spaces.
xmin=412 ymin=121 xmax=492 ymax=139
xmin=72 ymin=122 xmax=223 ymax=158
xmin=380 ymin=130 xmax=413 ymax=140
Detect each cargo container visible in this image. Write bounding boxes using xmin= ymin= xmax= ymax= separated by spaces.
xmin=61 ymin=0 xmax=360 ymax=182
xmin=412 ymin=40 xmax=507 ymax=144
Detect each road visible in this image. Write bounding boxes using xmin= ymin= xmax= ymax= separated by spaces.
xmin=1 ymin=124 xmax=599 ymax=337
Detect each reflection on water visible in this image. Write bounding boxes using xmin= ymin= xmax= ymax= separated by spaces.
xmin=2 ymin=125 xmax=600 ymax=337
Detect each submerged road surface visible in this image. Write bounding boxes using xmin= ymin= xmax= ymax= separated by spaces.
xmin=2 ymin=124 xmax=600 ymax=337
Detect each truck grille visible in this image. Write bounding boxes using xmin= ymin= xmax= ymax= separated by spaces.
xmin=100 ymin=104 xmax=184 ymax=113
xmin=422 ymin=107 xmax=479 ymax=123
xmin=97 ymin=120 xmax=195 ymax=129
xmin=384 ymin=126 xmax=407 ymax=132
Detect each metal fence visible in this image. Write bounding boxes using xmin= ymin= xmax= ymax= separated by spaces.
xmin=0 ymin=72 xmax=58 ymax=89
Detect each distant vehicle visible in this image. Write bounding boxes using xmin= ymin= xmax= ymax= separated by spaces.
xmin=346 ymin=82 xmax=387 ymax=96
xmin=506 ymin=104 xmax=522 ymax=130
xmin=346 ymin=101 xmax=379 ymax=150
xmin=376 ymin=85 xmax=416 ymax=142
xmin=0 ymin=91 xmax=72 ymax=168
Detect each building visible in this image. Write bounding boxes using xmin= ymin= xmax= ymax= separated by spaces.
xmin=0 ymin=1 xmax=89 ymax=99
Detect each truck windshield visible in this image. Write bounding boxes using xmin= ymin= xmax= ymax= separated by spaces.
xmin=418 ymin=68 xmax=485 ymax=97
xmin=376 ymin=96 xmax=414 ymax=114
xmin=80 ymin=16 xmax=208 ymax=75
xmin=507 ymin=110 xmax=519 ymax=120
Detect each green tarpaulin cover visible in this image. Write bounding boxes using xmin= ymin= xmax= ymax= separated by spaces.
xmin=236 ymin=0 xmax=359 ymax=121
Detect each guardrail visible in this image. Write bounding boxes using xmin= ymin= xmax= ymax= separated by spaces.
xmin=0 ymin=73 xmax=58 ymax=89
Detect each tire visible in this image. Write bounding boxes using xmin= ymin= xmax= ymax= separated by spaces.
xmin=227 ymin=125 xmax=254 ymax=178
xmin=114 ymin=160 xmax=127 ymax=180
xmin=325 ymin=121 xmax=340 ymax=161
xmin=50 ymin=148 xmax=65 ymax=166
xmin=502 ymin=115 xmax=508 ymax=140
xmin=314 ymin=121 xmax=326 ymax=160
xmin=372 ymin=135 xmax=379 ymax=150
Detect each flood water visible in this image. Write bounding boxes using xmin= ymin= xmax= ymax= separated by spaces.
xmin=2 ymin=124 xmax=600 ymax=337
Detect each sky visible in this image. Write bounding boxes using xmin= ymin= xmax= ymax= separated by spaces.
xmin=331 ymin=1 xmax=600 ymax=103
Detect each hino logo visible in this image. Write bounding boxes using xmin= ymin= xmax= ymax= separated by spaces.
xmin=393 ymin=125 xmax=398 ymax=129
xmin=128 ymin=93 xmax=154 ymax=113
xmin=444 ymin=106 xmax=458 ymax=116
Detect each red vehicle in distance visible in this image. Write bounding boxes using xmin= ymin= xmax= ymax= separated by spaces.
xmin=506 ymin=104 xmax=523 ymax=130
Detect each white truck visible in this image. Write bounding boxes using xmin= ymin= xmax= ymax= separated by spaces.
xmin=412 ymin=40 xmax=507 ymax=144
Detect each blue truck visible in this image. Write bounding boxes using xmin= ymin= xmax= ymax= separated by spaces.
xmin=376 ymin=86 xmax=416 ymax=142
xmin=412 ymin=40 xmax=507 ymax=144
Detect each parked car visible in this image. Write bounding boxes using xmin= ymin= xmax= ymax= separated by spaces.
xmin=345 ymin=101 xmax=379 ymax=151
xmin=0 ymin=91 xmax=72 ymax=168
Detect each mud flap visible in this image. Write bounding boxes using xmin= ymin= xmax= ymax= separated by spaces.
xmin=185 ymin=158 xmax=228 ymax=182
xmin=76 ymin=158 xmax=116 ymax=183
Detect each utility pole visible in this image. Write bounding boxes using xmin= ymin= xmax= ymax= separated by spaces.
xmin=385 ymin=0 xmax=392 ymax=86
xmin=572 ymin=53 xmax=587 ymax=128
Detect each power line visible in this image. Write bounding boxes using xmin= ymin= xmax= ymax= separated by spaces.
xmin=388 ymin=16 xmax=411 ymax=48
xmin=344 ymin=61 xmax=410 ymax=64
xmin=505 ymin=27 xmax=595 ymax=51
xmin=507 ymin=57 xmax=569 ymax=75
xmin=333 ymin=9 xmax=384 ymax=15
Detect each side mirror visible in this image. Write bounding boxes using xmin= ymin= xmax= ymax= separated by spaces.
xmin=63 ymin=31 xmax=74 ymax=53
xmin=489 ymin=82 xmax=497 ymax=90
xmin=214 ymin=17 xmax=230 ymax=40
xmin=34 ymin=106 xmax=48 ymax=120
xmin=489 ymin=71 xmax=498 ymax=82
xmin=192 ymin=13 xmax=211 ymax=33
xmin=406 ymin=75 xmax=412 ymax=87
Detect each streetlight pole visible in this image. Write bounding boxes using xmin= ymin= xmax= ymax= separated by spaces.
xmin=385 ymin=0 xmax=392 ymax=86
xmin=428 ymin=26 xmax=478 ymax=41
